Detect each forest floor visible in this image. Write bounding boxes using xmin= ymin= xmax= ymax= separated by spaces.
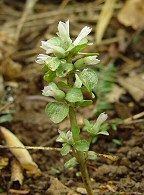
xmin=0 ymin=0 xmax=144 ymax=194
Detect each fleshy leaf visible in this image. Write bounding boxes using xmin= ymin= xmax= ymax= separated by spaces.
xmin=75 ymin=140 xmax=89 ymax=152
xmin=46 ymin=57 xmax=61 ymax=71
xmin=48 ymin=37 xmax=62 ymax=47
xmin=65 ymin=88 xmax=83 ymax=103
xmin=56 ymin=135 xmax=64 ymax=143
xmin=45 ymin=102 xmax=69 ymax=123
xmin=68 ymin=43 xmax=88 ymax=56
xmin=57 ymin=81 xmax=69 ymax=89
xmin=44 ymin=70 xmax=56 ymax=82
xmin=74 ymin=74 xmax=82 ymax=88
xmin=87 ymin=151 xmax=98 ymax=160
xmin=56 ymin=63 xmax=73 ymax=77
xmin=79 ymin=69 xmax=98 ymax=93
xmin=64 ymin=157 xmax=78 ymax=169
xmin=61 ymin=144 xmax=71 ymax=156
xmin=42 ymin=64 xmax=50 ymax=72
xmin=0 ymin=115 xmax=13 ymax=123
xmin=84 ymin=119 xmax=95 ymax=135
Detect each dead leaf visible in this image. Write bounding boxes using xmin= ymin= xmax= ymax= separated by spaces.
xmin=1 ymin=59 xmax=22 ymax=80
xmin=9 ymin=189 xmax=30 ymax=194
xmin=0 ymin=157 xmax=9 ymax=170
xmin=118 ymin=73 xmax=144 ymax=105
xmin=46 ymin=176 xmax=78 ymax=195
xmin=95 ymin=0 xmax=117 ymax=44
xmin=0 ymin=75 xmax=4 ymax=100
xmin=106 ymin=84 xmax=126 ymax=103
xmin=76 ymin=187 xmax=87 ymax=194
xmin=115 ymin=102 xmax=132 ymax=119
xmin=117 ymin=0 xmax=144 ymax=29
xmin=99 ymin=154 xmax=119 ymax=161
xmin=0 ymin=126 xmax=41 ymax=178
xmin=10 ymin=159 xmax=24 ymax=188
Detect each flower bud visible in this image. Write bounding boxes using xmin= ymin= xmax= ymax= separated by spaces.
xmin=96 ymin=113 xmax=108 ymax=125
xmin=42 ymin=82 xmax=65 ymax=100
xmin=84 ymin=56 xmax=100 ymax=65
xmin=74 ymin=56 xmax=100 ymax=70
xmin=36 ymin=54 xmax=49 ymax=64
xmin=92 ymin=113 xmax=108 ymax=134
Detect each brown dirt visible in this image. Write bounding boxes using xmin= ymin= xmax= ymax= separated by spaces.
xmin=0 ymin=0 xmax=144 ymax=194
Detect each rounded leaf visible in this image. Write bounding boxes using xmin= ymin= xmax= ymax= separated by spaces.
xmin=46 ymin=57 xmax=61 ymax=71
xmin=45 ymin=102 xmax=69 ymax=123
xmin=56 ymin=63 xmax=73 ymax=77
xmin=44 ymin=70 xmax=56 ymax=82
xmin=87 ymin=151 xmax=98 ymax=160
xmin=65 ymin=88 xmax=83 ymax=103
xmin=61 ymin=144 xmax=71 ymax=156
xmin=64 ymin=157 xmax=78 ymax=169
xmin=79 ymin=69 xmax=98 ymax=92
xmin=75 ymin=140 xmax=89 ymax=152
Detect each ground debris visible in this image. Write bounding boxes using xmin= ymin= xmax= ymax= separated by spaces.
xmin=118 ymin=73 xmax=144 ymax=105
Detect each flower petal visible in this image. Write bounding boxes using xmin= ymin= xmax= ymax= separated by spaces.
xmin=84 ymin=56 xmax=100 ymax=65
xmin=96 ymin=113 xmax=108 ymax=125
xmin=58 ymin=20 xmax=71 ymax=43
xmin=73 ymin=26 xmax=92 ymax=46
xmin=42 ymin=86 xmax=54 ymax=96
xmin=36 ymin=54 xmax=49 ymax=64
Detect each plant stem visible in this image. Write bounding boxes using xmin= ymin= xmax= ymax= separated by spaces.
xmin=78 ymin=153 xmax=94 ymax=195
xmin=69 ymin=106 xmax=94 ymax=195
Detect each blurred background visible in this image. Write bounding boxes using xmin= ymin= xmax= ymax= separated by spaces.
xmin=0 ymin=0 xmax=144 ymax=194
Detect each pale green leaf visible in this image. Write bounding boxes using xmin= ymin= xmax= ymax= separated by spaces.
xmin=45 ymin=102 xmax=69 ymax=123
xmin=74 ymin=74 xmax=82 ymax=88
xmin=65 ymin=88 xmax=83 ymax=103
xmin=75 ymin=140 xmax=89 ymax=152
xmin=56 ymin=63 xmax=73 ymax=77
xmin=79 ymin=69 xmax=98 ymax=92
xmin=46 ymin=57 xmax=61 ymax=71
xmin=87 ymin=151 xmax=98 ymax=160
xmin=0 ymin=115 xmax=13 ymax=123
xmin=44 ymin=70 xmax=56 ymax=82
xmin=61 ymin=144 xmax=71 ymax=156
xmin=64 ymin=157 xmax=78 ymax=169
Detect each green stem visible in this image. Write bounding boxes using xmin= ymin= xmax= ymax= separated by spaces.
xmin=69 ymin=106 xmax=94 ymax=195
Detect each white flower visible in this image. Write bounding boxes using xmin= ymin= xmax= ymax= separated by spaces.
xmin=96 ymin=113 xmax=108 ymax=125
xmin=41 ymin=41 xmax=65 ymax=55
xmin=58 ymin=20 xmax=71 ymax=43
xmin=42 ymin=86 xmax=55 ymax=97
xmin=39 ymin=21 xmax=92 ymax=58
xmin=84 ymin=56 xmax=100 ymax=65
xmin=36 ymin=54 xmax=49 ymax=64
xmin=42 ymin=83 xmax=65 ymax=100
xmin=73 ymin=26 xmax=92 ymax=46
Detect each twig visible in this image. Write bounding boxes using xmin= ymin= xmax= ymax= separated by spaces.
xmin=25 ymin=95 xmax=57 ymax=102
xmin=124 ymin=111 xmax=144 ymax=122
xmin=0 ymin=145 xmax=61 ymax=152
xmin=0 ymin=145 xmax=118 ymax=162
xmin=15 ymin=0 xmax=38 ymax=42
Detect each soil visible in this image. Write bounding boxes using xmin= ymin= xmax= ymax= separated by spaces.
xmin=0 ymin=0 xmax=144 ymax=195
